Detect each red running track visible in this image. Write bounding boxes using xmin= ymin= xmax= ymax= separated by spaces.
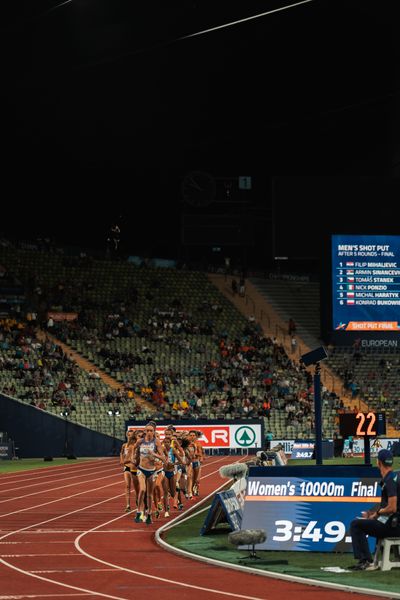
xmin=0 ymin=456 xmax=379 ymax=600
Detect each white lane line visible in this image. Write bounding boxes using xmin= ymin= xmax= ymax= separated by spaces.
xmin=0 ymin=464 xmax=121 ymax=495
xmin=0 ymin=455 xmax=224 ymax=518
xmin=0 ymin=480 xmax=121 ymax=519
xmin=0 ymin=494 xmax=128 ymax=600
xmin=79 ymin=530 xmax=141 ymax=533
xmin=74 ymin=460 xmax=266 ymax=600
xmin=30 ymin=569 xmax=118 ymax=574
xmin=0 ymin=472 xmax=121 ymax=505
xmin=1 ymin=553 xmax=80 ymax=558
xmin=0 ymin=541 xmax=76 ymax=544
xmin=155 ymin=474 xmax=400 ymax=600
xmin=0 ymin=528 xmax=144 ymax=544
xmin=0 ymin=454 xmax=218 ymax=486
xmin=0 ymin=561 xmax=139 ymax=600
xmin=0 ymin=455 xmax=224 ymax=542
xmin=0 ymin=493 xmax=122 ymax=539
xmin=0 ymin=458 xmax=238 ymax=600
xmin=0 ymin=530 xmax=87 ymax=534
xmin=0 ymin=595 xmax=91 ymax=599
xmin=0 ymin=459 xmax=114 ymax=486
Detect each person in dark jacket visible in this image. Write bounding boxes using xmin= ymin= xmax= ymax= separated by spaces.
xmin=349 ymin=449 xmax=400 ymax=570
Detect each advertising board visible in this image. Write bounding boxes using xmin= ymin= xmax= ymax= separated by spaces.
xmin=241 ymin=465 xmax=381 ymax=552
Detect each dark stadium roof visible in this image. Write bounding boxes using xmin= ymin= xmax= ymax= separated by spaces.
xmin=1 ymin=1 xmax=400 ymax=258
xmin=1 ymin=0 xmax=399 ymax=173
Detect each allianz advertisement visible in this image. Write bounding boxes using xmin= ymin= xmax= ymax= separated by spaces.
xmin=275 ymin=438 xmax=399 ymax=456
xmin=241 ymin=466 xmax=381 ymax=552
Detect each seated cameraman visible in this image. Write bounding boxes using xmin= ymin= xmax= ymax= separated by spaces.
xmin=349 ymin=449 xmax=400 ymax=571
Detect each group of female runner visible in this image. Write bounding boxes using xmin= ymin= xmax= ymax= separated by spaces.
xmin=119 ymin=422 xmax=205 ymax=524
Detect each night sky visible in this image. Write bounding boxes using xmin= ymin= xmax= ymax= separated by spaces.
xmin=1 ymin=1 xmax=400 ymax=262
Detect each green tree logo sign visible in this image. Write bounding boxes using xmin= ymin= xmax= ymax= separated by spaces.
xmin=234 ymin=426 xmax=256 ymax=447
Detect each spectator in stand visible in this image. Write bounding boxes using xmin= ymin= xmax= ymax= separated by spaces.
xmin=265 ymin=430 xmax=274 ymax=450
xmin=288 ymin=318 xmax=296 ymax=336
xmin=107 ymin=222 xmax=121 ymax=253
xmin=196 ymin=396 xmax=203 ymax=413
xmin=231 ymin=279 xmax=238 ymax=295
xmin=239 ymin=277 xmax=245 ymax=297
xmin=262 ymin=398 xmax=271 ymax=417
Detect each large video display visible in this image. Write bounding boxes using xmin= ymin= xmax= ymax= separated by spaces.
xmin=241 ymin=465 xmax=380 ymax=552
xmin=332 ymin=235 xmax=400 ymax=332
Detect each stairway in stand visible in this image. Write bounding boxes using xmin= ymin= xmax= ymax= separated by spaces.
xmin=208 ymin=274 xmax=369 ymax=415
xmin=35 ymin=329 xmax=154 ymax=412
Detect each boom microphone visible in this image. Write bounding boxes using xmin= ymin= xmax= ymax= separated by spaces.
xmin=219 ymin=463 xmax=248 ymax=480
xmin=229 ymin=529 xmax=267 ymax=546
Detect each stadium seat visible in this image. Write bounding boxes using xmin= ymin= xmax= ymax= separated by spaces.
xmin=373 ymin=538 xmax=400 ymax=571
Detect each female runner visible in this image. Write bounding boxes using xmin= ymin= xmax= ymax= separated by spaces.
xmin=152 ymin=430 xmax=166 ymax=519
xmin=191 ymin=430 xmax=205 ymax=497
xmin=134 ymin=422 xmax=165 ymax=525
xmin=120 ymin=429 xmax=139 ymax=512
xmin=161 ymin=431 xmax=182 ymax=517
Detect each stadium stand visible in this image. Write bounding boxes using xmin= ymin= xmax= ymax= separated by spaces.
xmin=251 ymin=276 xmax=321 ymax=349
xmin=0 ymin=318 xmax=137 ymax=437
xmin=327 ymin=346 xmax=400 ymax=433
xmin=0 ymin=242 xmax=341 ymax=439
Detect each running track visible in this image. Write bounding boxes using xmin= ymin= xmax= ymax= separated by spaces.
xmin=0 ymin=457 xmax=378 ymax=600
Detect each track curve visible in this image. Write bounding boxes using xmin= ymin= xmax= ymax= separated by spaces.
xmin=0 ymin=457 xmax=380 ymax=600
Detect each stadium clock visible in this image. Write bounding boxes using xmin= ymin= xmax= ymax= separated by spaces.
xmin=181 ymin=171 xmax=216 ymax=207
xmin=339 ymin=412 xmax=386 ymax=438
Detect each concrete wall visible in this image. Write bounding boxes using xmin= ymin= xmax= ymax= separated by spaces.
xmin=0 ymin=393 xmax=123 ymax=458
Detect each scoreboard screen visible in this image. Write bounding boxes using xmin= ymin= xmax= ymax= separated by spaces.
xmin=339 ymin=412 xmax=386 ymax=438
xmin=332 ymin=234 xmax=400 ymax=332
xmin=241 ymin=465 xmax=381 ymax=553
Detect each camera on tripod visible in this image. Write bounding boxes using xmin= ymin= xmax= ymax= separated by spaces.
xmin=256 ymin=450 xmax=277 ymax=466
